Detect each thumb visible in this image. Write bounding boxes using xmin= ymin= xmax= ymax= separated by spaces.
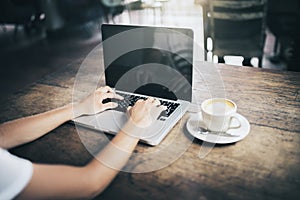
xmin=126 ymin=106 xmax=132 ymax=117
xmin=126 ymin=106 xmax=132 ymax=113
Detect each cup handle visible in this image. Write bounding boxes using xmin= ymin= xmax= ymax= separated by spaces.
xmin=228 ymin=113 xmax=241 ymax=129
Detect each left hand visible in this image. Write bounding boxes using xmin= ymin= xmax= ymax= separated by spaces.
xmin=74 ymin=86 xmax=124 ymax=117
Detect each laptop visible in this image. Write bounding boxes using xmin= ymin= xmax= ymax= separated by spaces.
xmin=74 ymin=24 xmax=194 ymax=146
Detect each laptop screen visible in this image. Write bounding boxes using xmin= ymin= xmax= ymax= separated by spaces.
xmin=101 ymin=24 xmax=193 ymax=102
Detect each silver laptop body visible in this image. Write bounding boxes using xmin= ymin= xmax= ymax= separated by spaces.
xmin=74 ymin=24 xmax=193 ymax=146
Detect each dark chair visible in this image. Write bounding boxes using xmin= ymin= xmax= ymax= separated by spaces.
xmin=40 ymin=0 xmax=104 ymax=37
xmin=201 ymin=0 xmax=268 ymax=67
xmin=55 ymin=0 xmax=105 ymax=27
xmin=266 ymin=0 xmax=300 ymax=71
xmin=100 ymin=0 xmax=125 ymax=23
xmin=0 ymin=0 xmax=37 ymax=36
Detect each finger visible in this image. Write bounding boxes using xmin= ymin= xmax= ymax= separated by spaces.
xmin=101 ymin=92 xmax=123 ymax=100
xmin=146 ymin=97 xmax=154 ymax=103
xmin=153 ymin=99 xmax=161 ymax=106
xmin=151 ymin=105 xmax=167 ymax=118
xmin=114 ymin=93 xmax=124 ymax=100
xmin=126 ymin=106 xmax=132 ymax=116
xmin=96 ymin=86 xmax=114 ymax=93
xmin=160 ymin=105 xmax=167 ymax=111
xmin=135 ymin=99 xmax=144 ymax=104
xmin=154 ymin=105 xmax=167 ymax=112
xmin=104 ymin=86 xmax=115 ymax=93
xmin=127 ymin=106 xmax=132 ymax=111
xmin=100 ymin=92 xmax=121 ymax=100
xmin=102 ymin=102 xmax=118 ymax=109
xmin=151 ymin=105 xmax=167 ymax=116
xmin=158 ymin=105 xmax=167 ymax=112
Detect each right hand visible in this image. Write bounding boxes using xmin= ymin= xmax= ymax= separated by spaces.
xmin=127 ymin=97 xmax=167 ymax=128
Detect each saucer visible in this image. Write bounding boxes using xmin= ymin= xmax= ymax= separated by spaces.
xmin=186 ymin=112 xmax=250 ymax=144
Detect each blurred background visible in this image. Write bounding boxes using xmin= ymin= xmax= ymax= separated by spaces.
xmin=0 ymin=0 xmax=299 ymax=103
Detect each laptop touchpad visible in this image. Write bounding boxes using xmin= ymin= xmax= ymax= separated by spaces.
xmin=91 ymin=111 xmax=127 ymax=133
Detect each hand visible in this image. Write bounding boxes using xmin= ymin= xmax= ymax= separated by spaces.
xmin=127 ymin=97 xmax=166 ymax=128
xmin=74 ymin=86 xmax=123 ymax=117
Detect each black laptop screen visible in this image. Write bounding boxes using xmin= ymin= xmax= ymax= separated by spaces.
xmin=101 ymin=24 xmax=193 ymax=101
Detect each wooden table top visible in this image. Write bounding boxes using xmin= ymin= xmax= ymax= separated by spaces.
xmin=1 ymin=55 xmax=299 ymax=200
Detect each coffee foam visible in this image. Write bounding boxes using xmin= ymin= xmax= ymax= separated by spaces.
xmin=204 ymin=99 xmax=235 ymax=115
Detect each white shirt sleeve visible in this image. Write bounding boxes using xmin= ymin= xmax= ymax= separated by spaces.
xmin=0 ymin=148 xmax=33 ymax=200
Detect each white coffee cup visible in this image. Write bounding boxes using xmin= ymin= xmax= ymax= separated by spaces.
xmin=201 ymin=98 xmax=241 ymax=132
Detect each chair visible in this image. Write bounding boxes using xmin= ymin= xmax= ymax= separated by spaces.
xmin=266 ymin=0 xmax=299 ymax=70
xmin=100 ymin=0 xmax=125 ymax=23
xmin=0 ymin=0 xmax=37 ymax=37
xmin=201 ymin=0 xmax=268 ymax=67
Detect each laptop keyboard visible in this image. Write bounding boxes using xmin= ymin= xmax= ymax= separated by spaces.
xmin=107 ymin=92 xmax=180 ymax=118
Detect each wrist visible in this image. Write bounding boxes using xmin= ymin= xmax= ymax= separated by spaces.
xmin=121 ymin=120 xmax=146 ymax=139
xmin=71 ymin=102 xmax=85 ymax=119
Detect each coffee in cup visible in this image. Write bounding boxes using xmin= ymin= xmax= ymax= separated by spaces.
xmin=201 ymin=98 xmax=241 ymax=132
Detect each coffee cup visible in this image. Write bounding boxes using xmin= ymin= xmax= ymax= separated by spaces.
xmin=200 ymin=98 xmax=241 ymax=132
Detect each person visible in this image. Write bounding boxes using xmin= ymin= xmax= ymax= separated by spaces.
xmin=0 ymin=86 xmax=166 ymax=199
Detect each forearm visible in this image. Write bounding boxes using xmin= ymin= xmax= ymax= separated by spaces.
xmin=0 ymin=103 xmax=79 ymax=149
xmin=17 ymin=128 xmax=140 ymax=200
xmin=14 ymin=94 xmax=163 ymax=199
xmin=84 ymin=129 xmax=139 ymax=197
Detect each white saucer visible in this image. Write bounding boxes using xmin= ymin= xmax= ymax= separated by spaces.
xmin=186 ymin=112 xmax=250 ymax=144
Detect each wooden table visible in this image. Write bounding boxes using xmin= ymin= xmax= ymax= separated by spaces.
xmin=1 ymin=55 xmax=299 ymax=199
